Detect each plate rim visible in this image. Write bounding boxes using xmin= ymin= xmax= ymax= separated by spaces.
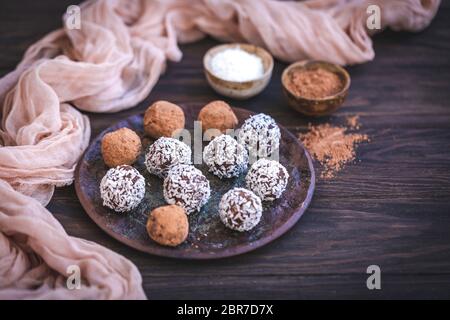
xmin=74 ymin=106 xmax=315 ymax=260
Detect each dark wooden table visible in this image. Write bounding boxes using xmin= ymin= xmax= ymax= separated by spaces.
xmin=1 ymin=1 xmax=450 ymax=299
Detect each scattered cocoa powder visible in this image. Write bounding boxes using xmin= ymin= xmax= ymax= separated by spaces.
xmin=299 ymin=116 xmax=369 ymax=179
xmin=286 ymin=67 xmax=343 ymax=99
xmin=346 ymin=115 xmax=360 ymax=129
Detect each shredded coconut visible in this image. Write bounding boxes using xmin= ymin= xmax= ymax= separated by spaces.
xmin=238 ymin=113 xmax=281 ymax=159
xmin=203 ymin=134 xmax=248 ymax=179
xmin=219 ymin=188 xmax=262 ymax=232
xmin=163 ymin=164 xmax=211 ymax=214
xmin=246 ymin=159 xmax=289 ymax=201
xmin=145 ymin=137 xmax=191 ymax=178
xmin=210 ymin=47 xmax=264 ymax=82
xmin=99 ymin=165 xmax=146 ymax=213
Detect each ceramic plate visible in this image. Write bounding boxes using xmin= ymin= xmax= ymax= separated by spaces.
xmin=75 ymin=104 xmax=315 ymax=259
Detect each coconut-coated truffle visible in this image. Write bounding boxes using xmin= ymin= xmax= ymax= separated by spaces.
xmin=145 ymin=137 xmax=191 ymax=178
xmin=143 ymin=101 xmax=185 ymax=138
xmin=198 ymin=101 xmax=238 ymax=137
xmin=238 ymin=113 xmax=281 ymax=158
xmin=219 ymin=188 xmax=262 ymax=232
xmin=246 ymin=159 xmax=289 ymax=201
xmin=146 ymin=205 xmax=189 ymax=247
xmin=163 ymin=164 xmax=211 ymax=214
xmin=99 ymin=165 xmax=146 ymax=213
xmin=101 ymin=127 xmax=142 ymax=168
xmin=203 ymin=134 xmax=248 ymax=179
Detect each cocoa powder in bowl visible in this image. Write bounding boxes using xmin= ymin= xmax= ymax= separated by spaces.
xmin=286 ymin=67 xmax=344 ymax=99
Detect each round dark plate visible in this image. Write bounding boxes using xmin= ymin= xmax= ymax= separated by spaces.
xmin=75 ymin=104 xmax=315 ymax=259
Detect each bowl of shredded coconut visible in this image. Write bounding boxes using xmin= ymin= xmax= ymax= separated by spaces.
xmin=203 ymin=43 xmax=273 ymax=99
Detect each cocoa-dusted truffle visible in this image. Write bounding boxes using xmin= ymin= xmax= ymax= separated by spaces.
xmin=146 ymin=205 xmax=188 ymax=247
xmin=219 ymin=188 xmax=262 ymax=232
xmin=198 ymin=100 xmax=238 ymax=137
xmin=100 ymin=165 xmax=146 ymax=213
xmin=203 ymin=134 xmax=248 ymax=179
xmin=143 ymin=101 xmax=185 ymax=138
xmin=238 ymin=113 xmax=281 ymax=158
xmin=101 ymin=127 xmax=141 ymax=168
xmin=145 ymin=137 xmax=191 ymax=178
xmin=246 ymin=159 xmax=289 ymax=201
xmin=163 ymin=164 xmax=210 ymax=214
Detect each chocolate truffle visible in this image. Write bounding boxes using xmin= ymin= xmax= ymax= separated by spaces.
xmin=99 ymin=165 xmax=146 ymax=213
xmin=145 ymin=137 xmax=191 ymax=178
xmin=146 ymin=205 xmax=189 ymax=247
xmin=203 ymin=134 xmax=248 ymax=179
xmin=246 ymin=159 xmax=289 ymax=201
xmin=101 ymin=127 xmax=141 ymax=168
xmin=163 ymin=164 xmax=211 ymax=214
xmin=219 ymin=188 xmax=262 ymax=232
xmin=143 ymin=101 xmax=185 ymax=138
xmin=238 ymin=113 xmax=281 ymax=158
xmin=198 ymin=101 xmax=238 ymax=137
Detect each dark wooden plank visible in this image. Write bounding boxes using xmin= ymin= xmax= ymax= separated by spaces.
xmin=49 ymin=183 xmax=450 ymax=276
xmin=143 ymin=274 xmax=450 ymax=300
xmin=1 ymin=0 xmax=450 ymax=299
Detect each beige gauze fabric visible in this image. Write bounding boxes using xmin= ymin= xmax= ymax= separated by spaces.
xmin=0 ymin=0 xmax=440 ymax=299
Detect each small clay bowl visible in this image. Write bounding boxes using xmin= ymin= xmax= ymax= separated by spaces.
xmin=203 ymin=43 xmax=273 ymax=100
xmin=281 ymin=60 xmax=350 ymax=116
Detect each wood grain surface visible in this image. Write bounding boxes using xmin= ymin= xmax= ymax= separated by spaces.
xmin=1 ymin=0 xmax=450 ymax=299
